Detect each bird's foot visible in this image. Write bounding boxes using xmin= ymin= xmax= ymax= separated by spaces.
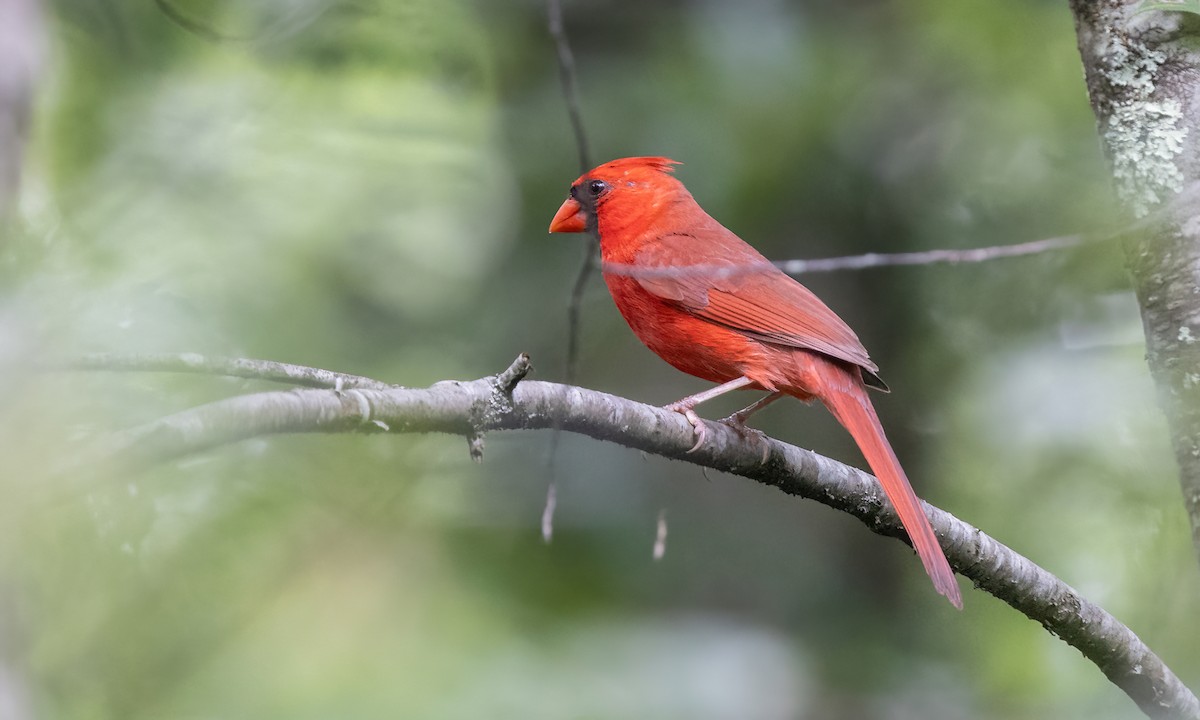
xmin=663 ymin=401 xmax=708 ymax=453
xmin=717 ymin=412 xmax=771 ymax=464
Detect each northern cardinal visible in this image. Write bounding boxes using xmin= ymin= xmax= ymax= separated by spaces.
xmin=549 ymin=156 xmax=961 ymax=608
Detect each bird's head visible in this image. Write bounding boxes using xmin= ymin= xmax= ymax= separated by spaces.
xmin=548 ymin=157 xmax=684 ymax=241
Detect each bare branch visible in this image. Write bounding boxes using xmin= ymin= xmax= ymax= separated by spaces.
xmin=653 ymin=509 xmax=668 ymax=560
xmin=546 ymin=0 xmax=598 ymax=384
xmin=597 ymin=233 xmax=1098 ymax=281
xmin=776 ymin=233 xmax=1091 ymax=274
xmin=564 ymin=242 xmax=598 ymax=380
xmin=60 ymin=353 xmax=396 ymax=390
xmin=540 ymin=480 xmax=557 ymax=543
xmin=547 ymin=0 xmax=591 ymax=174
xmin=547 ymin=0 xmax=599 ymax=541
xmin=88 ymin=356 xmax=1197 ymax=719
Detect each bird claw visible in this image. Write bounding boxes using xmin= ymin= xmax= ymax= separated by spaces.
xmin=663 ymin=404 xmax=771 ymax=460
xmin=664 ymin=402 xmax=708 ymax=453
xmin=717 ymin=411 xmax=759 ymax=436
xmin=717 ymin=413 xmax=771 ymax=464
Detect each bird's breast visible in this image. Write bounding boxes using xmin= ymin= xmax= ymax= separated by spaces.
xmin=603 ymin=274 xmax=777 ymax=387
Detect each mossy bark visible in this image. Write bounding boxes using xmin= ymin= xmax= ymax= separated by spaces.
xmin=1071 ymin=0 xmax=1200 ymax=579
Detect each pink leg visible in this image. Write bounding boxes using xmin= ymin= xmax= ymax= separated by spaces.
xmin=663 ymin=376 xmax=755 ymax=453
xmin=721 ymin=392 xmax=784 ymax=429
xmin=718 ymin=392 xmax=784 ymax=463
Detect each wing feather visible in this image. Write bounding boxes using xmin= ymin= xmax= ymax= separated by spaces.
xmin=631 ymin=228 xmax=884 ymax=383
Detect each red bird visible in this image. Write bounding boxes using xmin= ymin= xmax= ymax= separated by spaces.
xmin=549 ymin=156 xmax=961 ymax=609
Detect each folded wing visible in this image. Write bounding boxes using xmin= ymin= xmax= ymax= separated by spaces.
xmin=631 ymin=226 xmax=886 ymax=389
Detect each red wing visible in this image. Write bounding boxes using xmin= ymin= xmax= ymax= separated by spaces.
xmin=631 ymin=228 xmax=881 ymax=378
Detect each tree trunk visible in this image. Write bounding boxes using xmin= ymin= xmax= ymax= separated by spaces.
xmin=1071 ymin=0 xmax=1200 ymax=564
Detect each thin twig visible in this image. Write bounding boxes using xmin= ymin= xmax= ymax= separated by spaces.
xmin=59 ymin=353 xmax=395 ymax=390
xmin=493 ymin=352 xmax=533 ymax=396
xmin=547 ymin=0 xmax=598 ymax=542
xmin=548 ymin=0 xmax=591 ymax=173
xmin=541 ymin=481 xmax=557 ymax=543
xmin=83 ymin=357 xmax=1197 ymax=719
xmin=653 ymin=509 xmax=668 ymax=560
xmin=547 ymin=0 xmax=597 ymax=383
xmin=597 ymin=234 xmax=1096 ymax=281
xmin=564 ymin=244 xmax=598 ymax=380
xmin=777 ymin=233 xmax=1090 ymax=274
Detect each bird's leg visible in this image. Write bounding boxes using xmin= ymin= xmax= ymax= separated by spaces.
xmin=718 ymin=392 xmax=783 ymax=463
xmin=719 ymin=392 xmax=783 ymax=431
xmin=663 ymin=376 xmax=755 ymax=453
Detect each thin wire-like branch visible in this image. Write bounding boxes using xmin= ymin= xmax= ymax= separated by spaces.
xmin=547 ymin=0 xmax=597 ymax=383
xmin=61 ymin=353 xmax=395 ymax=390
xmin=777 ymin=233 xmax=1090 ymax=274
xmin=597 ymin=233 xmax=1095 ymax=281
xmin=549 ymin=0 xmax=599 ymax=383
xmin=548 ymin=0 xmax=591 ymax=174
xmin=564 ymin=245 xmax=598 ymax=380
xmin=89 ymin=356 xmax=1196 ymax=720
xmin=540 ymin=481 xmax=557 ymax=542
xmin=653 ymin=509 xmax=668 ymax=560
xmin=547 ymin=0 xmax=598 ymax=541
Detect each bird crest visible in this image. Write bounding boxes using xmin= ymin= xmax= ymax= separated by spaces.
xmin=594 ymin=156 xmax=680 ymax=176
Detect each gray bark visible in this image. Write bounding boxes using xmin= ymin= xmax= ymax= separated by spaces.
xmin=65 ymin=353 xmax=397 ymax=390
xmin=1070 ymin=2 xmax=1200 ymax=570
xmin=72 ymin=353 xmax=1197 ymax=719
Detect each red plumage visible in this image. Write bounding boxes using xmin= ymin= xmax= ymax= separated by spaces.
xmin=550 ymin=156 xmax=962 ymax=609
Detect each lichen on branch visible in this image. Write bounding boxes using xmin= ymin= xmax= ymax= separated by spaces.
xmin=1084 ymin=16 xmax=1189 ymax=217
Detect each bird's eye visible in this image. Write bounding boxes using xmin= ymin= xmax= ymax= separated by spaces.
xmin=587 ymin=179 xmax=608 ymax=196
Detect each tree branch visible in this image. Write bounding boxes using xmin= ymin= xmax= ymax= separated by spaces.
xmin=547 ymin=0 xmax=591 ymax=175
xmin=774 ymin=233 xmax=1091 ymax=274
xmin=547 ymin=0 xmax=598 ymax=540
xmin=547 ymin=0 xmax=597 ymax=384
xmin=61 ymin=353 xmax=396 ymax=390
xmin=84 ymin=354 xmax=1197 ymax=719
xmin=595 ymin=232 xmax=1103 ymax=282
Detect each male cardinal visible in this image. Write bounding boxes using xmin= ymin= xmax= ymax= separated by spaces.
xmin=549 ymin=156 xmax=961 ymax=609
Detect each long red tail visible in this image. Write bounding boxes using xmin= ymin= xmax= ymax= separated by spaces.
xmin=812 ymin=363 xmax=962 ymax=609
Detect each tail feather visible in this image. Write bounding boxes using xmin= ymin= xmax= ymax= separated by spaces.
xmin=814 ymin=364 xmax=962 ymax=609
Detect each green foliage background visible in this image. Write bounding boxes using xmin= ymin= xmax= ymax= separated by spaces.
xmin=2 ymin=0 xmax=1196 ymax=718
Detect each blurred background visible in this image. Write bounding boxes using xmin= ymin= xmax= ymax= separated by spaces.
xmin=0 ymin=0 xmax=1194 ymax=718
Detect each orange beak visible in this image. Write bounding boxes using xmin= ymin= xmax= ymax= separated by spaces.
xmin=548 ymin=197 xmax=587 ymax=233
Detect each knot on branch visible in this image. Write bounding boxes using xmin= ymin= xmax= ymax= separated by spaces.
xmin=467 ymin=354 xmax=534 ymax=463
xmin=493 ymin=353 xmax=533 ymax=399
